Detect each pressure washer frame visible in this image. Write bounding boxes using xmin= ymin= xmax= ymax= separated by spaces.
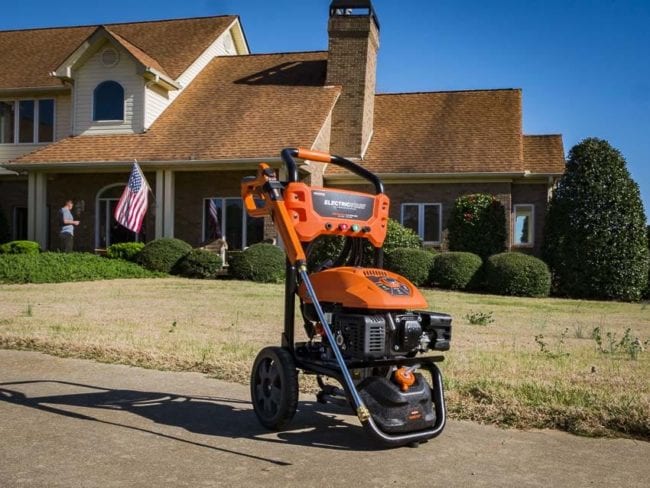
xmin=243 ymin=148 xmax=447 ymax=447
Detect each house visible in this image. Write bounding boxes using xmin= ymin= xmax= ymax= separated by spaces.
xmin=0 ymin=0 xmax=565 ymax=256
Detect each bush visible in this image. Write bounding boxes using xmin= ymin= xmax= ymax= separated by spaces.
xmin=448 ymin=194 xmax=506 ymax=259
xmin=485 ymin=252 xmax=551 ymax=297
xmin=0 ymin=252 xmax=161 ymax=284
xmin=543 ymin=138 xmax=649 ymax=301
xmin=106 ymin=242 xmax=145 ymax=262
xmin=173 ymin=249 xmax=223 ymax=279
xmin=138 ymin=238 xmax=192 ymax=273
xmin=431 ymin=252 xmax=483 ymax=290
xmin=307 ymin=218 xmax=421 ymax=270
xmin=0 ymin=240 xmax=41 ymax=255
xmin=228 ymin=243 xmax=285 ymax=283
xmin=385 ymin=247 xmax=435 ymax=286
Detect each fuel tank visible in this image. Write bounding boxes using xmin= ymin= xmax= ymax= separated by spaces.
xmin=299 ymin=267 xmax=427 ymax=310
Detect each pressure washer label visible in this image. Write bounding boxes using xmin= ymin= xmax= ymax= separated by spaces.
xmin=311 ymin=190 xmax=374 ymax=220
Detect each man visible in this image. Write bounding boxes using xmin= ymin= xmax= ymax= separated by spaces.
xmin=59 ymin=199 xmax=79 ymax=252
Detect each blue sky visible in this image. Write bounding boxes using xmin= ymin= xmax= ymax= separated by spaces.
xmin=3 ymin=0 xmax=649 ymax=215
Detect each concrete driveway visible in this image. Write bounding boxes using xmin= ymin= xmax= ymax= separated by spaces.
xmin=0 ymin=349 xmax=647 ymax=487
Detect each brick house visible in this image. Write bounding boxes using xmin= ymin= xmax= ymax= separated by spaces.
xmin=0 ymin=1 xmax=564 ymax=255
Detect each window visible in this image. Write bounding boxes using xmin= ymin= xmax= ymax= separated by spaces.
xmin=0 ymin=99 xmax=55 ymax=144
xmin=401 ymin=203 xmax=442 ymax=244
xmin=93 ymin=81 xmax=124 ymax=121
xmin=12 ymin=207 xmax=28 ymax=241
xmin=203 ymin=197 xmax=265 ymax=250
xmin=0 ymin=101 xmax=14 ymax=143
xmin=513 ymin=204 xmax=534 ymax=246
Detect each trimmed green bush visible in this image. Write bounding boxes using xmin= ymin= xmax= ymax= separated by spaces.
xmin=485 ymin=252 xmax=551 ymax=297
xmin=385 ymin=247 xmax=435 ymax=286
xmin=173 ymin=249 xmax=222 ymax=279
xmin=448 ymin=194 xmax=506 ymax=259
xmin=0 ymin=252 xmax=161 ymax=284
xmin=106 ymin=242 xmax=145 ymax=262
xmin=543 ymin=138 xmax=649 ymax=301
xmin=228 ymin=243 xmax=285 ymax=283
xmin=431 ymin=252 xmax=483 ymax=290
xmin=138 ymin=238 xmax=192 ymax=273
xmin=383 ymin=218 xmax=422 ymax=254
xmin=0 ymin=240 xmax=41 ymax=255
xmin=307 ymin=218 xmax=421 ymax=270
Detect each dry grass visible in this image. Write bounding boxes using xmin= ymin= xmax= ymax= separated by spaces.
xmin=1 ymin=278 xmax=648 ymax=439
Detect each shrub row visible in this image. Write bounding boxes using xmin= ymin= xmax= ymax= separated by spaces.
xmin=384 ymin=248 xmax=551 ymax=297
xmin=0 ymin=252 xmax=161 ymax=284
xmin=137 ymin=238 xmax=223 ymax=279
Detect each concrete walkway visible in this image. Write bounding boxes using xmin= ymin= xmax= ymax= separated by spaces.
xmin=0 ymin=349 xmax=647 ymax=487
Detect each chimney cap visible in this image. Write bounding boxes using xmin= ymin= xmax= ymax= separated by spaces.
xmin=329 ymin=0 xmax=380 ymax=30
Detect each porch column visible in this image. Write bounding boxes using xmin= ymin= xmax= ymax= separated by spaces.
xmin=154 ymin=169 xmax=175 ymax=239
xmin=27 ymin=172 xmax=48 ymax=248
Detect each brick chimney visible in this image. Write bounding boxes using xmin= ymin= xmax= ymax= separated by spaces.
xmin=326 ymin=0 xmax=380 ymax=158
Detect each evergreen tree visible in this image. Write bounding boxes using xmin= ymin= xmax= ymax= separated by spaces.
xmin=543 ymin=138 xmax=649 ymax=300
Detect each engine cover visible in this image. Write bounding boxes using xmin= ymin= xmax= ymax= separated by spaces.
xmin=299 ymin=267 xmax=427 ymax=310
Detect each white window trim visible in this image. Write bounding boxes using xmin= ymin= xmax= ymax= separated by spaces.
xmin=513 ymin=204 xmax=535 ymax=247
xmin=0 ymin=98 xmax=56 ymax=145
xmin=400 ymin=202 xmax=442 ymax=245
xmin=95 ymin=182 xmax=141 ymax=248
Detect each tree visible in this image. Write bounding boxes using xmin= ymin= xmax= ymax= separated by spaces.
xmin=448 ymin=193 xmax=506 ymax=259
xmin=543 ymin=138 xmax=649 ymax=300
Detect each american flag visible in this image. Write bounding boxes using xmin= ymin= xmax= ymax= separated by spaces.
xmin=208 ymin=198 xmax=222 ymax=238
xmin=114 ymin=162 xmax=149 ymax=233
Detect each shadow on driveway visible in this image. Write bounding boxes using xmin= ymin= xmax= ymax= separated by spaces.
xmin=0 ymin=380 xmax=377 ymax=466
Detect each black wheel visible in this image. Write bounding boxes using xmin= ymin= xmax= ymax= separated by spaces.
xmin=250 ymin=346 xmax=298 ymax=430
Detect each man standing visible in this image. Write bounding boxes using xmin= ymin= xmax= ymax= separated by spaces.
xmin=59 ymin=199 xmax=79 ymax=252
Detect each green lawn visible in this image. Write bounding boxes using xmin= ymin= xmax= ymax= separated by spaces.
xmin=0 ymin=278 xmax=648 ymax=439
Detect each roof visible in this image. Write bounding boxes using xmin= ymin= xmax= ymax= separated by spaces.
xmin=326 ymin=89 xmax=564 ymax=176
xmin=523 ymin=135 xmax=565 ymax=174
xmin=329 ymin=89 xmax=524 ymax=175
xmin=0 ymin=16 xmax=236 ymax=89
xmin=11 ymin=52 xmax=339 ymax=164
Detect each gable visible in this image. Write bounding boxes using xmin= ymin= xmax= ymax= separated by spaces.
xmin=0 ymin=16 xmax=237 ymax=90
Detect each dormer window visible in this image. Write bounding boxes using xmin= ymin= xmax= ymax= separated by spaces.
xmin=93 ymin=81 xmax=124 ymax=121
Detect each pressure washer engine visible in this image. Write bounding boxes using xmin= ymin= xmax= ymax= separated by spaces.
xmin=241 ymin=148 xmax=452 ymax=447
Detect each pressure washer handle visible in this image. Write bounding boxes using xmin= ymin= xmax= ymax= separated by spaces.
xmin=281 ymin=147 xmax=385 ymax=195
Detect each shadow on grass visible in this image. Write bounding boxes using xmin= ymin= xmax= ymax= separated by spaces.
xmin=0 ymin=380 xmax=377 ymax=466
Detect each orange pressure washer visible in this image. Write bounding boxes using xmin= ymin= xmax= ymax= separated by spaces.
xmin=241 ymin=148 xmax=452 ymax=447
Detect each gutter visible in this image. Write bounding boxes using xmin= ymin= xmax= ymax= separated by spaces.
xmin=4 ymin=157 xmax=286 ymax=172
xmin=325 ymin=170 xmax=564 ymax=182
xmin=143 ymin=68 xmax=181 ymax=90
xmin=0 ymin=85 xmax=70 ymax=96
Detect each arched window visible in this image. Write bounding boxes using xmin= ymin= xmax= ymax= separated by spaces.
xmin=93 ymin=81 xmax=124 ymax=121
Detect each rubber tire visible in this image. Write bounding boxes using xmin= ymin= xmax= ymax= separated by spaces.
xmin=250 ymin=346 xmax=299 ymax=430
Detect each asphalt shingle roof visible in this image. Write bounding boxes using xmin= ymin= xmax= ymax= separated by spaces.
xmin=11 ymin=52 xmax=340 ymax=163
xmin=0 ymin=16 xmax=236 ymax=89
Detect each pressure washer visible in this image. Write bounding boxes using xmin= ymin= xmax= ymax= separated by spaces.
xmin=241 ymin=148 xmax=452 ymax=447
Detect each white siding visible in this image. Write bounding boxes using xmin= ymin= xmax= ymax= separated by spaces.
xmin=144 ymin=83 xmax=170 ymax=129
xmin=143 ymin=27 xmax=240 ymax=129
xmin=74 ymin=42 xmax=144 ymax=135
xmin=55 ymin=94 xmax=72 ymax=140
xmin=0 ymin=144 xmax=43 ymax=163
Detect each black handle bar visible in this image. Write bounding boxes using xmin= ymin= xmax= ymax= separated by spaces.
xmin=280 ymin=148 xmax=385 ymax=195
